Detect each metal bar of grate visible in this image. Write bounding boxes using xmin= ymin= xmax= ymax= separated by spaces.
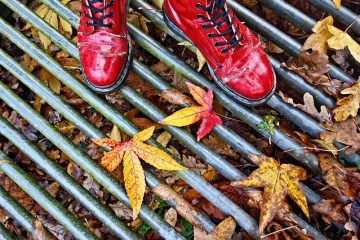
xmin=37 ymin=0 xmax=353 ymax=171
xmin=0 ymin=115 xmax=140 ymax=239
xmin=0 ymin=0 xmax=354 ymax=238
xmin=0 ymin=9 xmax=258 ymax=237
xmin=307 ymin=0 xmax=360 ymax=34
xmin=0 ymin=78 xmax=186 ymax=240
xmin=131 ymin=0 xmax=334 ymax=108
xmin=0 ymin=48 xmax=216 ymax=234
xmin=0 ymin=151 xmax=99 ymax=240
xmin=0 ymin=222 xmax=16 ymax=240
xmin=6 ymin=0 xmax=319 ymax=201
xmin=128 ymin=19 xmax=324 ymax=172
xmin=129 ymin=0 xmax=360 ymax=165
xmin=228 ymin=0 xmax=356 ymax=84
xmin=0 ymin=0 xmax=320 ymax=238
xmin=0 ymin=3 xmax=257 ymax=234
xmin=0 ymin=187 xmax=35 ymax=233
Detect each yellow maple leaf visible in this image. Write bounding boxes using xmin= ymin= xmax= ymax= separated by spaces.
xmin=232 ymin=154 xmax=309 ymax=235
xmin=333 ymin=77 xmax=360 ymax=121
xmin=327 ymin=25 xmax=360 ymax=63
xmin=93 ymin=126 xmax=187 ymax=218
xmin=123 ymin=151 xmax=145 ymax=218
xmin=333 ymin=0 xmax=341 ymax=9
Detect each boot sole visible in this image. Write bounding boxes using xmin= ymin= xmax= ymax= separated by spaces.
xmin=162 ymin=7 xmax=277 ymax=106
xmin=83 ymin=0 xmax=132 ymax=95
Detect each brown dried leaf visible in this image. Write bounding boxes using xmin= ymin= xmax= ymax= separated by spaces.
xmin=312 ymin=199 xmax=346 ymax=224
xmin=318 ymin=153 xmax=354 ymax=197
xmin=164 ymin=208 xmax=178 ymax=227
xmin=319 ymin=119 xmax=360 ymax=155
xmin=194 ymin=217 xmax=236 ymax=240
xmin=279 ymin=92 xmax=332 ymax=123
xmin=160 ymin=87 xmax=195 ymax=105
xmin=32 ymin=219 xmax=55 ymax=240
xmin=285 ymin=51 xmax=329 ymax=85
xmin=203 ymin=135 xmax=239 ymax=158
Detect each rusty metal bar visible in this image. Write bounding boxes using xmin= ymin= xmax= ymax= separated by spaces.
xmin=0 ymin=151 xmax=99 ymax=240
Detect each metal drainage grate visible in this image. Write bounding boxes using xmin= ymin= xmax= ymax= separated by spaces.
xmin=0 ymin=0 xmax=358 ymax=239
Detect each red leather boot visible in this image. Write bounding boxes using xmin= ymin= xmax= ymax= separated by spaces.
xmin=78 ymin=0 xmax=131 ymax=94
xmin=163 ymin=0 xmax=276 ymax=105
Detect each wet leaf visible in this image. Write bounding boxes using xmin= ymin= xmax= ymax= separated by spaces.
xmin=333 ymin=77 xmax=360 ymax=122
xmin=232 ymin=154 xmax=309 ymax=235
xmin=160 ymin=82 xmax=222 ymax=141
xmin=93 ymin=126 xmax=187 ymax=218
xmin=327 ymin=25 xmax=360 ymax=63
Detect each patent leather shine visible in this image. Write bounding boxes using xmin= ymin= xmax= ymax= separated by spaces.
xmin=163 ymin=0 xmax=275 ymax=101
xmin=78 ymin=0 xmax=129 ymax=89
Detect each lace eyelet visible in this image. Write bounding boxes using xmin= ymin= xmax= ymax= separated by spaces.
xmin=109 ymin=23 xmax=114 ymax=29
xmin=110 ymin=12 xmax=114 ymax=17
xmin=221 ymin=49 xmax=227 ymax=54
xmin=197 ymin=14 xmax=203 ymax=19
xmin=201 ymin=24 xmax=207 ymax=29
xmin=207 ymin=33 xmax=213 ymax=38
xmin=195 ymin=2 xmax=201 ymax=8
xmin=214 ymin=42 xmax=220 ymax=47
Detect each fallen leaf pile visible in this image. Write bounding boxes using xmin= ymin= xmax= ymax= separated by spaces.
xmin=93 ymin=126 xmax=187 ymax=218
xmin=160 ymin=82 xmax=222 ymax=141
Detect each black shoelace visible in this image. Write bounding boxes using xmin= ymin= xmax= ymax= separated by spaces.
xmin=82 ymin=0 xmax=114 ymax=28
xmin=196 ymin=0 xmax=243 ymax=54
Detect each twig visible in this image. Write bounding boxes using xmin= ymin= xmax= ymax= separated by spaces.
xmin=260 ymin=226 xmax=297 ymax=239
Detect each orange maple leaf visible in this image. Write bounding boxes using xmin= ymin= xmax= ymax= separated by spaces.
xmin=93 ymin=126 xmax=187 ymax=218
xmin=159 ymin=82 xmax=222 ymax=141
